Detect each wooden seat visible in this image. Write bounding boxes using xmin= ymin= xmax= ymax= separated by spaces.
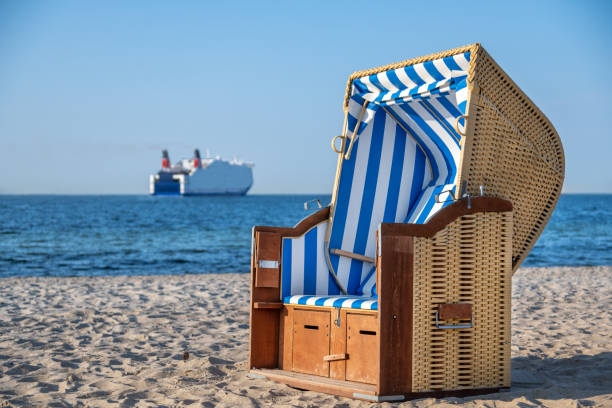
xmin=283 ymin=295 xmax=377 ymax=310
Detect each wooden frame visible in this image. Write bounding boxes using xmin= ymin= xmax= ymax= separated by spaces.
xmin=249 ymin=197 xmax=513 ymax=401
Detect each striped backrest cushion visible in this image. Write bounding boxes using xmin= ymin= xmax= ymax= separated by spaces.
xmin=328 ymin=104 xmax=431 ymax=295
xmin=389 ymin=94 xmax=464 ymax=223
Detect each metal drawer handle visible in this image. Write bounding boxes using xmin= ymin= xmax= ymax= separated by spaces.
xmin=258 ymin=260 xmax=279 ymax=269
xmin=435 ymin=310 xmax=473 ymax=329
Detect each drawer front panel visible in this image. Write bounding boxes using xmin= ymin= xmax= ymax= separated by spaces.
xmin=346 ymin=313 xmax=378 ymax=384
xmin=292 ymin=309 xmax=330 ymax=377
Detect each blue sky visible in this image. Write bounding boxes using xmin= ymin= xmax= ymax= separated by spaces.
xmin=1 ymin=1 xmax=610 ymax=194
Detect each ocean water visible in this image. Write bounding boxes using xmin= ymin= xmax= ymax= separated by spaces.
xmin=0 ymin=194 xmax=610 ymax=278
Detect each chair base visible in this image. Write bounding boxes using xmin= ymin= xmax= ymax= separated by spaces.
xmin=250 ymin=199 xmax=514 ymax=400
xmin=249 ymin=369 xmax=508 ymax=402
xmin=249 ymin=368 xmax=377 ymax=400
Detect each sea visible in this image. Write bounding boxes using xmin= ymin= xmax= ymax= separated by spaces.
xmin=0 ymin=194 xmax=610 ymax=278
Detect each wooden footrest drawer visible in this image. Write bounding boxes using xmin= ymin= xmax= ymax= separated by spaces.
xmin=346 ymin=313 xmax=378 ymax=384
xmin=281 ymin=305 xmax=379 ymax=384
xmin=292 ymin=309 xmax=330 ymax=377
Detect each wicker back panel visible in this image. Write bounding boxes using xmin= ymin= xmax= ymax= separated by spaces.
xmin=411 ymin=211 xmax=512 ymax=392
xmin=464 ymin=46 xmax=565 ymax=272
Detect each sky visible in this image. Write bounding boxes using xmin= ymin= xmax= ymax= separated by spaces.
xmin=1 ymin=0 xmax=611 ymax=194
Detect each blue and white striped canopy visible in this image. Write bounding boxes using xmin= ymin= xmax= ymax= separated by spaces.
xmin=350 ymin=52 xmax=470 ymax=110
xmin=282 ymin=51 xmax=472 ymax=301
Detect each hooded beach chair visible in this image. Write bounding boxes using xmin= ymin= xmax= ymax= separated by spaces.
xmin=248 ymin=44 xmax=564 ymax=402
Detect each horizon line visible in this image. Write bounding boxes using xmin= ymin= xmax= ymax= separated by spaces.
xmin=0 ymin=192 xmax=611 ymax=196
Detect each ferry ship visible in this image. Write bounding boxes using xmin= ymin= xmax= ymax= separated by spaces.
xmin=149 ymin=149 xmax=253 ymax=196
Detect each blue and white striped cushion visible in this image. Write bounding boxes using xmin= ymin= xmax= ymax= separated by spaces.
xmin=281 ymin=220 xmax=331 ymax=298
xmin=283 ymin=295 xmax=378 ymax=310
xmin=328 ymin=104 xmax=430 ymax=296
xmin=388 ymin=96 xmax=463 ymax=223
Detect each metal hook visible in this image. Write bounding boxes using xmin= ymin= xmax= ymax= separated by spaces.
xmin=460 ymin=181 xmax=467 ymax=198
xmin=334 ymin=308 xmax=341 ymax=328
xmin=458 ymin=181 xmax=472 ymax=208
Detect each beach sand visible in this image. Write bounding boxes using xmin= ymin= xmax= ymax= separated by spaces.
xmin=0 ymin=266 xmax=610 ymax=407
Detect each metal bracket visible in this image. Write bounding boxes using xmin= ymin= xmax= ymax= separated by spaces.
xmin=258 ymin=260 xmax=279 ymax=269
xmin=458 ymin=181 xmax=471 ymax=209
xmin=435 ymin=310 xmax=474 ymax=330
xmin=461 ymin=184 xmax=488 ymax=209
xmin=353 ymin=393 xmax=404 ymax=402
xmin=304 ymin=199 xmax=322 ymax=211
xmin=334 ymin=307 xmax=341 ymax=328
xmin=435 ymin=188 xmax=456 ymax=204
xmin=459 ymin=180 xmax=467 ymax=198
xmin=246 ymin=372 xmax=267 ymax=380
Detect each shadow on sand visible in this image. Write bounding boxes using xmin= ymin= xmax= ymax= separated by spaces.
xmin=453 ymin=352 xmax=612 ymax=406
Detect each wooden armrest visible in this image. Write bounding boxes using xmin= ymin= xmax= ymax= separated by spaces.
xmin=253 ymin=206 xmax=330 ymax=237
xmin=252 ymin=207 xmax=330 ymax=290
xmin=252 ymin=206 xmax=330 ymax=286
xmin=379 ymin=197 xmax=512 ymax=238
xmin=253 ymin=231 xmax=282 ymax=288
xmin=376 ymin=197 xmax=513 ymax=292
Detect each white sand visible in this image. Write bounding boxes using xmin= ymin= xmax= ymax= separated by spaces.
xmin=0 ymin=266 xmax=610 ymax=407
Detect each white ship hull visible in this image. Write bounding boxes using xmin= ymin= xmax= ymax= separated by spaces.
xmin=150 ymin=155 xmax=253 ymax=196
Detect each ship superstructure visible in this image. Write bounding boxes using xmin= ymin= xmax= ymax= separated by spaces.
xmin=149 ymin=149 xmax=253 ymax=196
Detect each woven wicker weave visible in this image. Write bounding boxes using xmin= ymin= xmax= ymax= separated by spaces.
xmin=344 ymin=44 xmax=564 ymax=273
xmin=411 ymin=210 xmax=512 ymax=391
xmin=464 ymin=46 xmax=564 ymax=272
